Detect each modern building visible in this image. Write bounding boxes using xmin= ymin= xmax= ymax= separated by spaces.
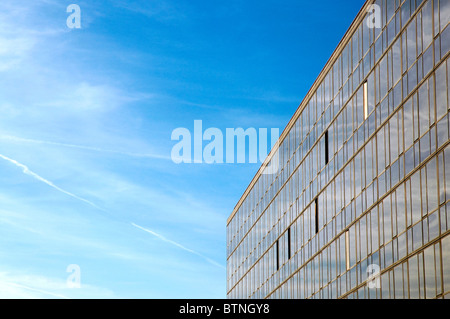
xmin=227 ymin=0 xmax=450 ymax=299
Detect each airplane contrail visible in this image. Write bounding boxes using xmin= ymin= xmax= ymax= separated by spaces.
xmin=0 ymin=153 xmax=103 ymax=211
xmin=131 ymin=223 xmax=226 ymax=270
xmin=0 ymin=135 xmax=171 ymax=160
xmin=0 ymin=153 xmax=222 ymax=270
xmin=0 ymin=281 xmax=69 ymax=299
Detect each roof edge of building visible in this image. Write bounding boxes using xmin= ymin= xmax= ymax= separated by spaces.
xmin=227 ymin=0 xmax=373 ymax=226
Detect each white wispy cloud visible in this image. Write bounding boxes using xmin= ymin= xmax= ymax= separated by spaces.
xmin=0 ymin=152 xmax=222 ymax=272
xmin=0 ymin=135 xmax=171 ymax=161
xmin=131 ymin=223 xmax=225 ymax=270
xmin=0 ymin=153 xmax=103 ymax=211
xmin=0 ymin=281 xmax=68 ymax=299
xmin=111 ymin=0 xmax=185 ymax=21
xmin=0 ymin=0 xmax=226 ymax=299
xmin=0 ymin=271 xmax=116 ymax=299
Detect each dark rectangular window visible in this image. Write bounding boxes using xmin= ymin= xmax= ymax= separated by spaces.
xmin=287 ymin=228 xmax=291 ymax=260
xmin=325 ymin=130 xmax=329 ymax=165
xmin=315 ymin=198 xmax=319 ymax=234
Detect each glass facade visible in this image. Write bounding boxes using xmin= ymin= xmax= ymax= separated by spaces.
xmin=227 ymin=0 xmax=450 ymax=299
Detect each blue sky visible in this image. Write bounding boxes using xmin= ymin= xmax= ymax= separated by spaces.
xmin=0 ymin=0 xmax=365 ymax=298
